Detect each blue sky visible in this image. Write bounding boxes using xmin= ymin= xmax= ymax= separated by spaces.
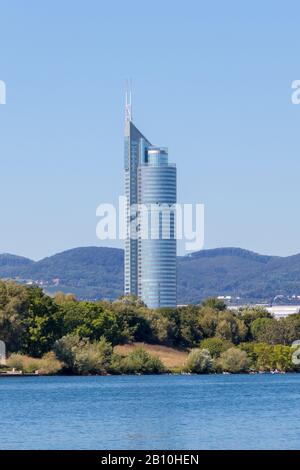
xmin=0 ymin=0 xmax=300 ymax=260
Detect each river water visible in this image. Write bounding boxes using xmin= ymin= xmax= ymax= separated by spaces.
xmin=0 ymin=374 xmax=299 ymax=449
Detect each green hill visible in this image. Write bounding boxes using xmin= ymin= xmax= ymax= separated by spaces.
xmin=1 ymin=246 xmax=300 ymax=304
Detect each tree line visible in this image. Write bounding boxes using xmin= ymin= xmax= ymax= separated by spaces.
xmin=1 ymin=280 xmax=300 ymax=374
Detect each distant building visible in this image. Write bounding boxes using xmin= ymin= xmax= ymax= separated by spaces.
xmin=229 ymin=304 xmax=300 ymax=319
xmin=124 ymin=90 xmax=177 ymax=308
xmin=265 ymin=305 xmax=300 ymax=319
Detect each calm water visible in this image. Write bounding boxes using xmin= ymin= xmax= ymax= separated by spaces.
xmin=0 ymin=374 xmax=300 ymax=449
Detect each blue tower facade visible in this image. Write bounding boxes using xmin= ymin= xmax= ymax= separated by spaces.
xmin=124 ymin=94 xmax=177 ymax=308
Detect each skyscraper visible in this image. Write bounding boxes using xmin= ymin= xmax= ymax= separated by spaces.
xmin=124 ymin=90 xmax=177 ymax=308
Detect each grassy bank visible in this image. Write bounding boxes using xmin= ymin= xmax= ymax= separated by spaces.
xmin=114 ymin=343 xmax=188 ymax=371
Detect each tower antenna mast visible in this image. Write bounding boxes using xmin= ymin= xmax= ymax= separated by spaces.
xmin=125 ymin=78 xmax=132 ymax=122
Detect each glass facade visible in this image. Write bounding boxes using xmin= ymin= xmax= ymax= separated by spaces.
xmin=124 ymin=115 xmax=177 ymax=308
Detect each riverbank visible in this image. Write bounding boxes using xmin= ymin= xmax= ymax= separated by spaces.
xmin=1 ymin=365 xmax=295 ymax=376
xmin=0 ymin=369 xmax=297 ymax=377
xmin=2 ymin=339 xmax=300 ymax=376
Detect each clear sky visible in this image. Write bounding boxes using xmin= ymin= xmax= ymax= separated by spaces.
xmin=0 ymin=0 xmax=300 ymax=260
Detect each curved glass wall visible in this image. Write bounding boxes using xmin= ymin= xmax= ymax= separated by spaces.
xmin=138 ymin=148 xmax=177 ymax=308
xmin=124 ymin=120 xmax=177 ymax=308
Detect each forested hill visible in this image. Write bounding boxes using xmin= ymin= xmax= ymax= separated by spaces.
xmin=1 ymin=246 xmax=300 ymax=304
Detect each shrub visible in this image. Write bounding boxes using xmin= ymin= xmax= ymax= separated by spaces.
xmin=74 ymin=337 xmax=113 ymax=375
xmin=53 ymin=334 xmax=86 ymax=371
xmin=219 ymin=347 xmax=248 ymax=373
xmin=122 ymin=347 xmax=165 ymax=374
xmin=38 ymin=352 xmax=64 ymax=375
xmin=7 ymin=354 xmax=40 ymax=373
xmin=25 ymin=357 xmax=42 ymax=373
xmin=185 ymin=348 xmax=213 ymax=374
xmin=54 ymin=334 xmax=113 ymax=374
xmin=252 ymin=342 xmax=295 ymax=372
xmin=6 ymin=353 xmax=24 ymax=371
xmin=7 ymin=352 xmax=63 ymax=375
xmin=109 ymin=353 xmax=124 ymax=374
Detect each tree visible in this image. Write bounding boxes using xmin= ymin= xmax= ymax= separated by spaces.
xmin=144 ymin=308 xmax=180 ymax=345
xmin=59 ymin=300 xmax=152 ymax=345
xmin=0 ymin=281 xmax=28 ymax=352
xmin=251 ymin=318 xmax=273 ymax=342
xmin=252 ymin=343 xmax=274 ymax=371
xmin=289 ymin=314 xmax=300 ymax=338
xmin=201 ymin=298 xmax=227 ymax=311
xmin=21 ymin=286 xmax=63 ymax=357
xmin=114 ymin=295 xmax=146 ymax=307
xmin=200 ymin=337 xmax=233 ymax=358
xmin=239 ymin=307 xmax=272 ymax=327
xmin=0 ymin=282 xmax=63 ymax=356
xmin=251 ymin=317 xmax=297 ymax=345
xmin=198 ymin=308 xmax=218 ymax=338
xmin=215 ymin=312 xmax=247 ymax=344
xmin=59 ymin=301 xmax=109 ymax=338
xmin=178 ymin=306 xmax=204 ymax=347
xmin=54 ymin=292 xmax=77 ymax=304
xmin=219 ymin=347 xmax=248 ymax=373
xmin=112 ymin=305 xmax=153 ymax=344
xmin=272 ymin=344 xmax=293 ymax=372
xmin=238 ymin=342 xmax=258 ymax=369
xmin=185 ymin=348 xmax=213 ymax=373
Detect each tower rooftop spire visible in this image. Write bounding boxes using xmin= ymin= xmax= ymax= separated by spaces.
xmin=125 ymin=79 xmax=132 ymax=122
